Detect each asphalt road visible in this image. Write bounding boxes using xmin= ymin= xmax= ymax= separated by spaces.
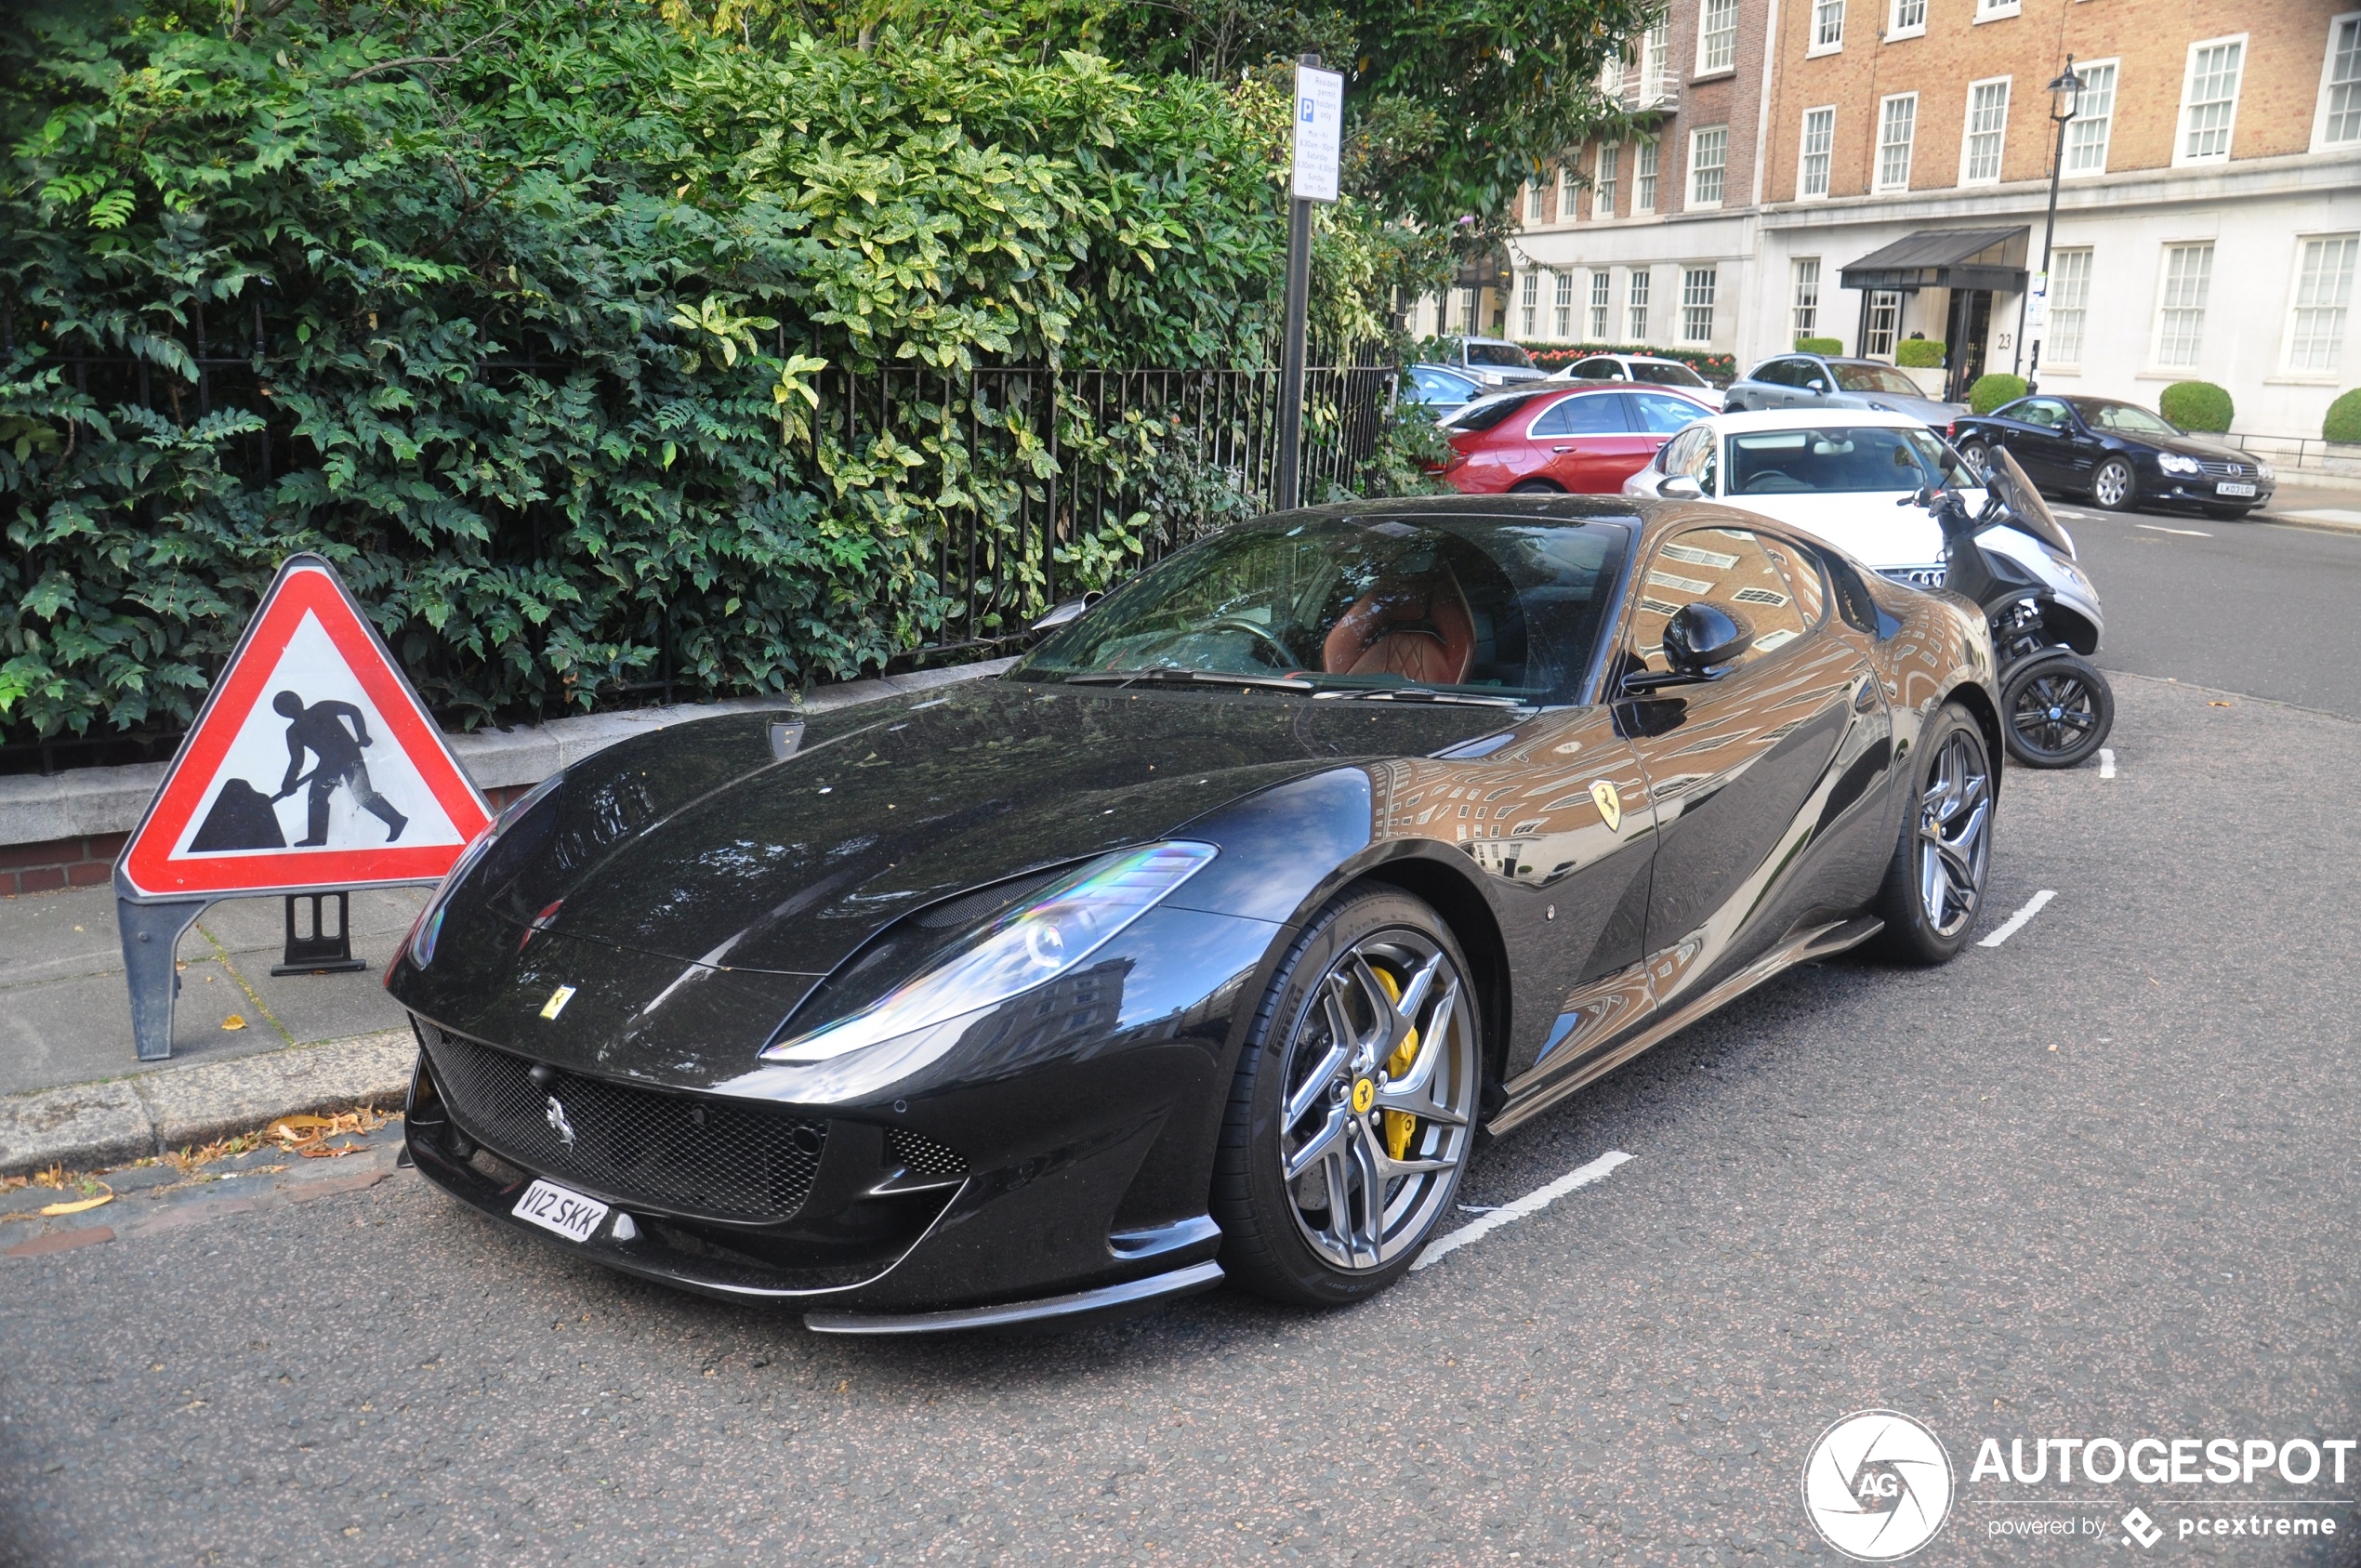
xmin=6 ymin=563 xmax=2359 ymax=1564
xmin=2050 ymin=483 xmax=2361 ymax=718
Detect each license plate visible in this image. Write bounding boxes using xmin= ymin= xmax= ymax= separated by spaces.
xmin=511 ymin=1178 xmax=610 ymax=1243
xmin=2215 ymin=481 xmax=2257 ymax=497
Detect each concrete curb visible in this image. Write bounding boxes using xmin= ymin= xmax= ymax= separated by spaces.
xmin=0 ymin=1030 xmax=415 ymax=1178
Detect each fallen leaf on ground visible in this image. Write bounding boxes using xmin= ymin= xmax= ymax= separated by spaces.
xmin=40 ymin=1190 xmax=112 ymax=1217
xmin=221 ymin=1014 xmax=247 ymax=1031
xmin=299 ymin=1141 xmax=365 ymax=1160
xmin=167 ymin=1130 xmax=264 ymax=1173
xmin=266 ymin=1106 xmax=391 ymax=1149
xmin=2208 ymin=700 xmax=2233 ymax=707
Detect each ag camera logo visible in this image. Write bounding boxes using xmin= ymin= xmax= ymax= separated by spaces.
xmin=1803 ymin=1410 xmax=1956 ymax=1561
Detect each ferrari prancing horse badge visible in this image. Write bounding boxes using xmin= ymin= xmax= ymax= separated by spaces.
xmin=1590 ymin=780 xmax=1623 ymax=833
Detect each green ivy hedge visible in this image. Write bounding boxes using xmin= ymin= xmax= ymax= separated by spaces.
xmin=1793 ymin=336 xmax=1841 ymax=356
xmin=0 ymin=1 xmax=1366 ymax=743
xmin=1895 ymin=338 xmax=1946 ymax=368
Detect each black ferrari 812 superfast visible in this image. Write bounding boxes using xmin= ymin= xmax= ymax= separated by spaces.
xmin=387 ymin=494 xmax=1998 ymax=1332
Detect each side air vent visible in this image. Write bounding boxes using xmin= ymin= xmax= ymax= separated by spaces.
xmin=888 ymin=1127 xmax=969 ymax=1180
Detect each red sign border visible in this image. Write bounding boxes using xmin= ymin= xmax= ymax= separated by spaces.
xmin=116 ymin=555 xmax=492 ymax=899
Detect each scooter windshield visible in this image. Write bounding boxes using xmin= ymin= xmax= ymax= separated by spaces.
xmin=1982 ymin=447 xmax=2077 ymax=560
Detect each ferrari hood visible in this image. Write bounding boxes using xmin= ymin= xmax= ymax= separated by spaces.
xmin=391 ymin=676 xmax=1506 ymax=1078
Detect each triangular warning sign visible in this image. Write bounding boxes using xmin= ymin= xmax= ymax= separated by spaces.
xmin=118 ymin=554 xmax=492 ymax=899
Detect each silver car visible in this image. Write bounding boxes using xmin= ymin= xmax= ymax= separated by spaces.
xmin=1433 ymin=336 xmax=1546 ymax=389
xmin=1723 ymin=352 xmax=1966 ymax=428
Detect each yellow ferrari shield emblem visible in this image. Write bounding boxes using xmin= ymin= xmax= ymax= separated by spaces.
xmin=1352 ymin=1077 xmax=1377 ymax=1114
xmin=1590 ymin=779 xmax=1624 ymax=833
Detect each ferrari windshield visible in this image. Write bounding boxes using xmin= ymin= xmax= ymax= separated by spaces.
xmin=1725 ymin=426 xmax=1974 ymax=495
xmin=1829 ymin=362 xmax=1926 ymax=397
xmin=1016 ymin=513 xmax=1634 ymax=705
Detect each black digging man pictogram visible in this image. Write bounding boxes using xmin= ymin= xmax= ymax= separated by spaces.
xmin=269 ymin=690 xmax=408 ymax=846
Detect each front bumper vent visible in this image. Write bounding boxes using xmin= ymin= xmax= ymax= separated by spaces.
xmin=419 ymin=1025 xmax=827 ymax=1223
xmin=887 ymin=1127 xmax=968 ymax=1180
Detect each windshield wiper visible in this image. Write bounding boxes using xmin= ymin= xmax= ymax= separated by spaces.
xmin=1062 ymin=668 xmax=1314 ymax=692
xmin=1310 ymin=686 xmax=1529 ymax=708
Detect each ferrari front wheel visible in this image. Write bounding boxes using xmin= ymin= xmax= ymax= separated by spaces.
xmin=1213 ymin=888 xmax=1482 ymax=1305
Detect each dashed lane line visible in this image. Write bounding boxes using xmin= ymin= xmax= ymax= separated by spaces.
xmin=1411 ymin=1150 xmax=1633 ymax=1272
xmin=2135 ymin=522 xmax=2212 ymax=537
xmin=1978 ymin=889 xmax=2057 ymax=949
xmin=2099 ymin=747 xmax=2117 ymax=779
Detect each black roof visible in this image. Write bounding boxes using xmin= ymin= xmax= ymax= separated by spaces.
xmin=1840 ymin=228 xmax=2029 ymax=293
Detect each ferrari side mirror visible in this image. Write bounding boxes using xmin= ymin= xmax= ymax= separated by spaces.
xmin=1662 ymin=602 xmax=1753 ymax=675
xmin=1659 ymin=475 xmax=1703 ymax=500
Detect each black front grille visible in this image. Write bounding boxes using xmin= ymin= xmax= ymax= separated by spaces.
xmin=420 ymin=1026 xmax=827 ymax=1223
xmin=888 ymin=1127 xmax=968 ymax=1179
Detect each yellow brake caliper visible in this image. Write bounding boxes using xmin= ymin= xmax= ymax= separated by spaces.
xmin=1372 ymin=968 xmax=1421 ymax=1160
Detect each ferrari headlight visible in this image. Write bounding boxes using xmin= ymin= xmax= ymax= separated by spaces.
xmin=402 ymin=771 xmax=566 ymax=969
xmin=2157 ymin=452 xmax=2201 ymax=477
xmin=761 ymin=842 xmax=1217 ymax=1063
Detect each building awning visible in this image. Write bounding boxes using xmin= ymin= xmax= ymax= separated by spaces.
xmin=1840 ymin=227 xmax=2029 ymax=293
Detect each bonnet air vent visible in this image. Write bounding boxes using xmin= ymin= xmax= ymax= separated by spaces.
xmin=914 ymin=870 xmax=1060 ymax=929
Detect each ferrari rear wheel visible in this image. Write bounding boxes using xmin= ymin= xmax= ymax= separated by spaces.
xmin=1871 ymin=704 xmax=1994 ymax=965
xmin=1214 ymin=888 xmax=1481 ymax=1304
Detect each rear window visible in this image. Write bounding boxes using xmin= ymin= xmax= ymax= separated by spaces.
xmin=1466 ymin=342 xmax=1537 ymax=368
xmin=1443 ymin=392 xmax=1546 ymax=432
xmin=1632 ymin=362 xmax=1708 ymax=389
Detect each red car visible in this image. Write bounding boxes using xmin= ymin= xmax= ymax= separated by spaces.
xmin=1437 ymin=381 xmax=1714 ymax=494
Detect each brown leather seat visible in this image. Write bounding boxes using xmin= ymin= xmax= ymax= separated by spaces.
xmin=1322 ymin=567 xmax=1477 ymax=686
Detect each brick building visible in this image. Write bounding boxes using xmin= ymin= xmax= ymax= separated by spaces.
xmin=1458 ymin=0 xmax=2361 ymax=437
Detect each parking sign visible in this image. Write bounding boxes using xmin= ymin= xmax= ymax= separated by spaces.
xmin=1292 ymin=63 xmax=1344 ymax=203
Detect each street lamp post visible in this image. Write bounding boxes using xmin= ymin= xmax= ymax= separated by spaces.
xmin=2025 ymin=58 xmax=2082 ymax=394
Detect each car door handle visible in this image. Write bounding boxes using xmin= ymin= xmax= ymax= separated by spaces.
xmin=1853 ymin=679 xmax=1880 ymax=713
xmin=1551 ymin=444 xmax=1576 ymax=452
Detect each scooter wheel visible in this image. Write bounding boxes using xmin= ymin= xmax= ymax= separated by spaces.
xmin=2000 ymin=651 xmax=2114 ymax=769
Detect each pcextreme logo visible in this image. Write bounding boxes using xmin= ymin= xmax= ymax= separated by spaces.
xmin=1803 ymin=1410 xmax=1957 ymax=1561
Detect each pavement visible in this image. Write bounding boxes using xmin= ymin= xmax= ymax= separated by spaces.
xmin=2 ymin=670 xmax=2354 ymax=1565
xmin=0 ymin=659 xmax=1014 ymax=1178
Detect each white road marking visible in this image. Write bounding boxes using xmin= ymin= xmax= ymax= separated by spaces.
xmin=2098 ymin=747 xmax=2116 ymax=779
xmin=1412 ymin=1150 xmax=1632 ymax=1272
xmin=1978 ymin=889 xmax=2057 ymax=949
xmin=2135 ymin=523 xmax=2211 ymax=537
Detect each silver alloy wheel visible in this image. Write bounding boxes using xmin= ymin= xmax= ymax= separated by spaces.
xmin=1960 ymin=440 xmax=1991 ymax=479
xmin=1276 ymin=931 xmax=1478 ymax=1272
xmin=1917 ymin=730 xmax=1993 ymax=938
xmin=2093 ymin=458 xmax=2133 ymax=508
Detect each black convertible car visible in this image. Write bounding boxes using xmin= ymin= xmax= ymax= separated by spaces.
xmin=1949 ymin=394 xmax=2274 ymax=519
xmin=387 ymin=495 xmax=1999 ymax=1332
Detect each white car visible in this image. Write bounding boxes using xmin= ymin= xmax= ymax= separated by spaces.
xmin=1623 ymin=409 xmax=1998 ymax=586
xmin=1545 ymin=352 xmax=1716 ymax=393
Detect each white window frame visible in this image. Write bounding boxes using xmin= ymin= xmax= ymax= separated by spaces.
xmin=1682 ymin=266 xmax=1718 ymax=345
xmin=1697 ymin=0 xmax=1739 ymax=74
xmin=2282 ymin=233 xmax=2358 ymax=376
xmin=1589 ymin=270 xmax=1612 ymax=338
xmin=2063 ymin=59 xmax=2117 ymax=177
xmin=2174 ymin=35 xmax=2247 ymax=167
xmin=1629 ymin=269 xmax=1653 ymax=341
xmin=1526 ymin=179 xmax=1547 ymax=223
xmin=2151 ymin=242 xmax=2216 ymax=370
xmin=1791 ymin=257 xmax=1822 ymax=341
xmin=1887 ymin=0 xmax=1925 ymax=42
xmin=1642 ymin=19 xmax=1674 ymax=106
xmin=1521 ymin=270 xmax=1541 ymax=336
xmin=1865 ymin=290 xmax=1902 ymax=359
xmin=1809 ymin=0 xmax=1845 ymax=58
xmin=2312 ymin=12 xmax=2361 ymax=153
xmin=1877 ymin=93 xmax=1918 ymax=191
xmin=1973 ymin=0 xmax=2022 ymax=22
xmin=1689 ymin=126 xmax=1728 ymax=208
xmin=1635 ymin=138 xmax=1659 ymax=213
xmin=1555 ymin=270 xmax=1577 ymax=337
xmin=1959 ymin=76 xmax=2011 ymax=187
xmin=1562 ymin=162 xmax=1582 ymax=217
xmin=2045 ymin=247 xmax=2092 ymax=368
xmin=1798 ymin=106 xmax=1836 ymax=199
xmin=1596 ymin=143 xmax=1619 ymax=216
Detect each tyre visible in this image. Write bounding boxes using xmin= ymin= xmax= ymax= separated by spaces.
xmin=1509 ymin=480 xmax=1562 ymax=494
xmin=1213 ymin=887 xmax=1482 ymax=1305
xmin=1959 ymin=439 xmax=1992 ymax=478
xmin=2090 ymin=456 xmax=2137 ymax=510
xmin=1872 ymin=703 xmax=1996 ymax=966
xmin=2000 ymin=650 xmax=2114 ymax=769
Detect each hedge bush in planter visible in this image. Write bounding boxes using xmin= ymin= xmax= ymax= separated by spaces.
xmin=1794 ymin=336 xmax=1841 ymax=356
xmin=1969 ymin=375 xmax=2028 ymax=415
xmin=1895 ymin=338 xmax=1946 ymax=368
xmin=2160 ymin=381 xmax=2235 ymax=433
xmin=2322 ymin=389 xmax=2361 ymax=444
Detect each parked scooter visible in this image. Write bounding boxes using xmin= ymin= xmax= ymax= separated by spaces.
xmin=1909 ymin=446 xmax=2116 ymax=769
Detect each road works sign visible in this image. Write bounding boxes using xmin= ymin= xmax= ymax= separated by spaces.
xmin=117 ymin=554 xmax=489 ymax=900
xmin=112 ymin=554 xmax=490 ymax=1060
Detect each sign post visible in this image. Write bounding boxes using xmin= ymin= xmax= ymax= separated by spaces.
xmin=112 ymin=553 xmax=492 ymax=1060
xmin=1277 ymin=53 xmax=1344 ymax=512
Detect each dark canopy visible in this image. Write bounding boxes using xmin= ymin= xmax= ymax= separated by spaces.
xmin=1840 ymin=228 xmax=2029 ymax=293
